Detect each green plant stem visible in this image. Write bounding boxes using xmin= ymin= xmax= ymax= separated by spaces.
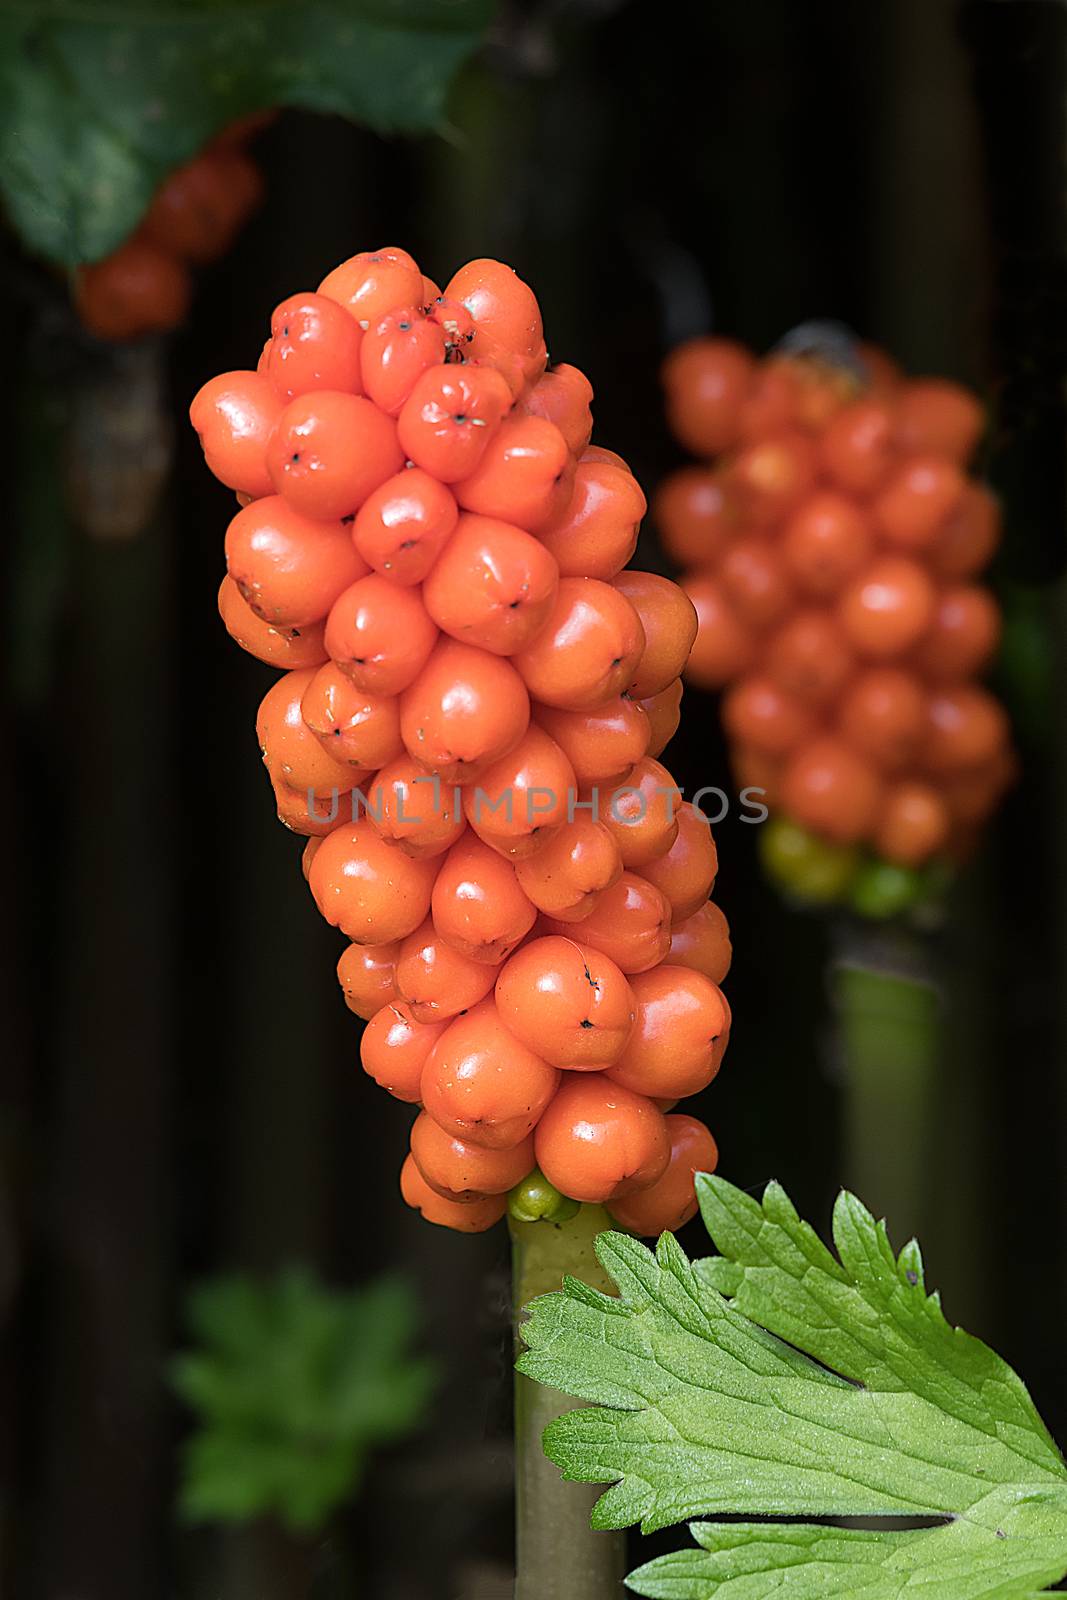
xmin=510 ymin=1206 xmax=626 ymax=1600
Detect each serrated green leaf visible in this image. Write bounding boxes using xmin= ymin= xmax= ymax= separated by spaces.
xmin=517 ymin=1179 xmax=1067 ymax=1597
xmin=0 ymin=0 xmax=493 ymax=265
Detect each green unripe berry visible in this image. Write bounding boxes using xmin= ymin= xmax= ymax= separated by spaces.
xmin=507 ymin=1167 xmax=580 ymax=1225
xmin=759 ymin=815 xmax=859 ymax=904
xmin=850 ymin=859 xmax=925 ymax=920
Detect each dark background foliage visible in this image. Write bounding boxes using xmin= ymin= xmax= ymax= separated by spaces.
xmin=4 ymin=1 xmax=1066 ymax=1595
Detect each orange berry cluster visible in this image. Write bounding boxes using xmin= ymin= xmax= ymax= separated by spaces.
xmin=657 ymin=338 xmax=1014 ymax=873
xmin=75 ymin=117 xmax=267 ymax=342
xmin=191 ymin=248 xmax=731 ymax=1236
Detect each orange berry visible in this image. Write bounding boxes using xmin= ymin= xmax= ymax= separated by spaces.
xmin=410 ymin=1112 xmax=535 ymax=1199
xmin=726 ymin=431 xmax=816 ymax=526
xmin=360 ymin=305 xmax=448 ymax=415
xmin=514 ymin=817 xmax=623 ymax=923
xmin=837 ymin=667 xmax=926 ymax=772
xmin=352 ymin=468 xmax=458 ymax=585
xmin=668 ymin=900 xmax=732 ymax=985
xmin=639 ymin=802 xmax=718 ymax=923
xmin=318 ymin=247 xmax=425 ymax=326
xmin=599 ymin=756 xmax=682 ymax=868
xmin=534 ymin=1074 xmax=670 ymax=1203
xmin=722 ymin=676 xmax=816 ymax=756
xmin=514 ymin=578 xmax=644 ymax=710
xmin=537 ymin=460 xmax=646 ymax=579
xmin=718 ymin=536 xmax=794 ymax=632
xmin=400 ymin=639 xmax=530 ymax=783
xmin=653 ymin=466 xmax=736 ymax=568
xmin=765 ymin=610 xmax=855 ymax=704
xmin=189 ymin=369 xmax=282 ymax=498
xmin=445 ymin=258 xmax=545 ymax=377
xmin=266 ymin=391 xmax=404 ymax=520
xmin=682 ymin=572 xmax=756 ymax=689
xmin=607 ymin=1113 xmax=719 ymax=1235
xmin=773 ymin=353 xmax=856 ymax=431
xmin=912 ymin=585 xmax=1001 ymax=681
xmin=736 ymin=359 xmax=802 ymax=441
xmin=780 ymin=737 xmax=883 ymax=845
xmin=612 ymin=570 xmax=699 ymax=698
xmin=533 ymin=697 xmax=651 ymax=789
xmin=495 ymin=936 xmax=636 ymax=1070
xmin=395 ymin=918 xmax=500 ymax=1023
xmin=257 ymin=667 xmax=361 ymax=798
xmin=941 ymin=747 xmax=1016 ymax=825
xmin=431 ymin=834 xmax=537 ymax=964
xmin=364 ymin=755 xmax=466 ymax=859
xmin=266 ymin=292 xmax=365 ymax=399
xmin=731 ymin=745 xmax=783 ymax=809
xmin=270 ymin=777 xmax=351 ymax=838
xmin=217 ymin=575 xmax=328 ymax=669
xmin=605 ymin=966 xmax=728 ymax=1098
xmin=837 ymin=557 xmax=936 ymax=660
xmin=922 ymin=685 xmax=1010 ymax=774
xmin=300 ymin=662 xmax=403 ymax=770
xmin=397 ymin=363 xmax=513 ymax=482
xmin=929 ymin=483 xmax=1001 ymax=579
xmin=582 ymin=445 xmax=632 ymax=472
xmin=226 ymin=496 xmax=369 ymax=627
xmin=520 ymin=363 xmax=595 ymax=455
xmin=639 ymin=678 xmax=683 ymax=759
xmin=422 ymin=514 xmax=559 ymax=655
xmin=76 ymin=237 xmax=191 ymax=342
xmin=142 ymin=151 xmax=251 ymax=263
xmin=309 ymin=821 xmax=438 ymax=943
xmin=462 ymin=724 xmax=575 ymax=858
xmin=661 ymin=337 xmax=753 ymax=457
xmin=544 ymin=871 xmax=671 ymax=974
xmin=875 ymin=782 xmax=950 ymax=866
xmin=857 ymin=344 xmax=902 ymax=394
xmin=420 ymin=998 xmax=559 ymax=1150
xmin=872 ymin=455 xmax=966 ymax=550
xmin=325 ymin=574 xmax=438 ymax=696
xmin=362 ymin=1001 xmax=445 ymax=1101
xmin=400 ymin=1154 xmax=507 ymax=1232
xmin=781 ymin=492 xmax=874 ymax=597
xmin=455 ymin=414 xmax=573 ymax=531
xmin=338 ymin=939 xmax=400 ymax=1021
xmin=894 ymin=378 xmax=984 ymax=464
xmin=820 ymin=397 xmax=894 ymax=496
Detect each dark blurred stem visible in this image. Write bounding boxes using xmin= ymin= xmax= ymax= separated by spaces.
xmin=511 ymin=1206 xmax=625 ymax=1600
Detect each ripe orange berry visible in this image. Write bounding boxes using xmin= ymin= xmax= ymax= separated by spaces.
xmin=514 ymin=578 xmax=645 ymax=710
xmin=422 ymin=514 xmax=559 ymax=655
xmin=837 ymin=557 xmax=936 ymax=660
xmin=538 ymin=460 xmax=646 ymax=579
xmin=514 ymin=816 xmax=623 ymax=923
xmin=217 ymin=575 xmax=328 ymax=669
xmin=607 ymin=1113 xmax=718 ymax=1235
xmin=722 ymin=676 xmax=816 ymax=756
xmin=718 ymin=536 xmax=794 ymax=631
xmin=780 ymin=737 xmax=883 ymax=845
xmin=599 ymin=756 xmax=682 ymax=868
xmin=912 ymin=585 xmax=1001 ymax=681
xmin=661 ymin=337 xmax=753 ymax=457
xmin=781 ymin=491 xmax=873 ymax=596
xmin=190 ymin=369 xmax=282 ymax=498
xmin=894 ymin=378 xmax=984 ymax=464
xmin=765 ymin=610 xmax=855 ymax=704
xmin=653 ymin=467 xmax=736 ymax=569
xmin=352 ymin=468 xmax=458 ymax=585
xmin=495 ymin=936 xmax=636 ymax=1070
xmin=365 ymin=755 xmax=466 ymax=858
xmin=271 ymin=777 xmax=351 ymax=838
xmin=533 ymin=697 xmax=651 ymax=789
xmin=612 ymin=570 xmax=699 ymax=698
xmin=410 ymin=1112 xmax=535 ymax=1200
xmin=324 ymin=574 xmax=439 ymax=696
xmin=462 ymin=724 xmax=575 ymax=858
xmin=837 ymin=667 xmax=927 ymax=772
xmin=736 ymin=359 xmax=803 ymax=440
xmin=875 ymin=781 xmax=950 ymax=866
xmin=142 ymin=151 xmax=252 ymax=263
xmin=400 ymin=639 xmax=530 ymax=782
xmin=872 ymin=455 xmax=966 ymax=550
xmin=605 ymin=965 xmax=728 ymax=1098
xmin=582 ymin=445 xmax=632 ymax=472
xmin=682 ymin=573 xmax=756 ymax=689
xmin=338 ymin=939 xmax=400 ymax=1021
xmin=318 ymin=247 xmax=425 ymax=326
xmin=820 ymin=397 xmax=894 ymax=496
xmin=395 ymin=918 xmax=500 ymax=1023
xmin=226 ymin=496 xmax=369 ymax=627
xmin=299 ymin=662 xmax=403 ymax=770
xmin=454 ymin=414 xmax=573 ymax=531
xmin=400 ymin=1154 xmax=507 ymax=1232
xmin=266 ymin=292 xmax=365 ymax=399
xmin=731 ymin=745 xmax=782 ymax=809
xmin=922 ymin=684 xmax=1010 ymax=774
xmin=639 ymin=802 xmax=718 ymax=923
xmin=726 ymin=431 xmax=816 ymax=526
xmin=397 ymin=363 xmax=512 ymax=483
xmin=544 ymin=871 xmax=671 ymax=974
xmin=639 ymin=678 xmax=683 ymax=759
xmin=76 ymin=237 xmax=192 ymax=342
xmin=520 ymin=363 xmax=594 ymax=455
xmin=360 ymin=306 xmax=447 ymax=415
xmin=534 ymin=1074 xmax=670 ymax=1203
xmin=431 ymin=834 xmax=536 ymax=964
xmin=420 ymin=998 xmax=559 ymax=1150
xmin=257 ymin=668 xmax=362 ymax=798
xmin=361 ymin=1002 xmax=445 ymax=1101
xmin=929 ymin=483 xmax=1001 ymax=580
xmin=668 ymin=899 xmax=732 ymax=985
xmin=309 ymin=821 xmax=438 ymax=943
xmin=266 ymin=391 xmax=404 ymax=520
xmin=445 ymin=258 xmax=545 ymax=378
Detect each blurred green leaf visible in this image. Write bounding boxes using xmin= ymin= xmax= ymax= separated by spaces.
xmin=0 ymin=0 xmax=493 ymax=266
xmin=172 ymin=1268 xmax=435 ymax=1533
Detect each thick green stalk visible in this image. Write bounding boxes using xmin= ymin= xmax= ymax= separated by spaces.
xmin=510 ymin=1206 xmax=625 ymax=1600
